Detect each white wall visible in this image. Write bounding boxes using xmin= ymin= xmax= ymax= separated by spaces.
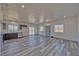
xmin=21 ymin=27 xmax=28 ymax=37
xmin=51 ymin=16 xmax=77 ymax=41
xmin=0 ymin=4 xmax=3 ymax=55
xmin=77 ymin=14 xmax=79 ymax=43
xmin=0 ymin=23 xmax=2 ymax=55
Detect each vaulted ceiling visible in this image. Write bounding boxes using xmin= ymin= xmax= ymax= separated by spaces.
xmin=2 ymin=3 xmax=79 ymax=24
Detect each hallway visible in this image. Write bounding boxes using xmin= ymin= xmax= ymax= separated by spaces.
xmin=1 ymin=35 xmax=79 ymax=56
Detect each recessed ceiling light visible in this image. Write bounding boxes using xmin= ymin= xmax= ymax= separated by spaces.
xmin=21 ymin=5 xmax=24 ymax=8
xmin=64 ymin=16 xmax=66 ymax=18
xmin=46 ymin=19 xmax=49 ymax=22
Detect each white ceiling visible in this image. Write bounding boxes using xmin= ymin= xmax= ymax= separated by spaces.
xmin=3 ymin=3 xmax=79 ymax=24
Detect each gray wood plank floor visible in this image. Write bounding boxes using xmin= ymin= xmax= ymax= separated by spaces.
xmin=1 ymin=35 xmax=79 ymax=56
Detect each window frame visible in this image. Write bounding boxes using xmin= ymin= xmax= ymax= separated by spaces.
xmin=8 ymin=24 xmax=19 ymax=32
xmin=54 ymin=24 xmax=64 ymax=33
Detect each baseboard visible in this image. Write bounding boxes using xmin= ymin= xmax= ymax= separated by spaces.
xmin=53 ymin=36 xmax=78 ymax=43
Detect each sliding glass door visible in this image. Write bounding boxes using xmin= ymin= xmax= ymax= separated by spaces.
xmin=29 ymin=27 xmax=35 ymax=35
xmin=28 ymin=25 xmax=51 ymax=37
xmin=39 ymin=26 xmax=51 ymax=37
xmin=39 ymin=26 xmax=45 ymax=36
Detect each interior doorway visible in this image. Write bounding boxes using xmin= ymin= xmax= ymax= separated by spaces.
xmin=45 ymin=25 xmax=51 ymax=37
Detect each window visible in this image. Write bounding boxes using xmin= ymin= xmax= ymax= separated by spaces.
xmin=8 ymin=24 xmax=18 ymax=32
xmin=13 ymin=25 xmax=18 ymax=32
xmin=39 ymin=26 xmax=44 ymax=31
xmin=39 ymin=26 xmax=45 ymax=35
xmin=54 ymin=25 xmax=59 ymax=32
xmin=29 ymin=27 xmax=35 ymax=35
xmin=8 ymin=24 xmax=14 ymax=32
xmin=59 ymin=24 xmax=64 ymax=32
xmin=54 ymin=24 xmax=64 ymax=33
